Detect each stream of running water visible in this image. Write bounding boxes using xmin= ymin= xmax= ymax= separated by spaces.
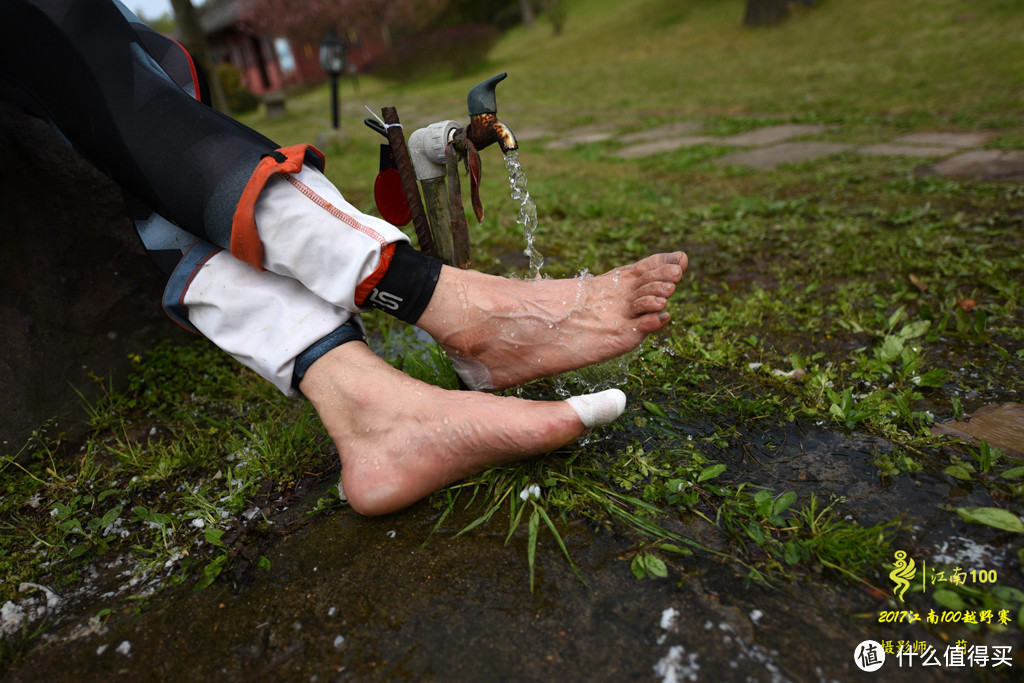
xmin=503 ymin=149 xmax=637 ymax=399
xmin=504 ymin=150 xmax=544 ymax=279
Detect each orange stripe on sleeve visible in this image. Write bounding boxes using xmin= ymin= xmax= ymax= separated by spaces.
xmin=230 ymin=144 xmax=320 ymax=270
xmin=354 ymin=242 xmax=397 ymax=306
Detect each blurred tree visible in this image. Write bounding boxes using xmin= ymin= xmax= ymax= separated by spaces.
xmin=518 ymin=0 xmax=534 ymax=27
xmin=248 ymin=0 xmax=449 ymax=47
xmin=744 ymin=0 xmax=790 ymax=26
xmin=135 ymin=10 xmax=175 ymax=35
xmin=169 ymin=0 xmax=230 ymax=112
xmin=540 ymin=0 xmax=566 ymax=35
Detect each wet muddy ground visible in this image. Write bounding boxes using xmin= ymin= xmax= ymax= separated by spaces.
xmin=5 ymin=419 xmax=1022 ymax=682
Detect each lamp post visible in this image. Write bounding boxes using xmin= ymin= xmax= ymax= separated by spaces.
xmin=319 ymin=29 xmax=346 ymax=130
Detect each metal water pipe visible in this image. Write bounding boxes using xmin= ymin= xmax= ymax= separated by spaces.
xmin=390 ymin=74 xmax=521 ymax=267
xmin=408 ymin=120 xmax=461 ymax=266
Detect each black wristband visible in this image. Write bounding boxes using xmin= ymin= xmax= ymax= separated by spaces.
xmin=365 ymin=242 xmax=442 ymax=323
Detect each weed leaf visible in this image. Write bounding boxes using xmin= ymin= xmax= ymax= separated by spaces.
xmin=698 ymin=463 xmax=727 ymax=482
xmin=527 ymin=507 xmax=539 ymax=592
xmin=644 ymin=553 xmax=668 ymax=579
xmin=955 ymin=507 xmax=1024 ymax=533
xmin=205 ymin=527 xmax=227 ymax=547
xmin=643 ymin=401 xmax=669 ymax=418
xmin=535 ymin=505 xmax=585 ymax=585
xmin=631 ymin=553 xmax=646 ymax=580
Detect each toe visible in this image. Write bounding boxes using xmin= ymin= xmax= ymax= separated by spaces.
xmin=630 ymin=294 xmax=668 ymax=316
xmin=635 ymin=280 xmax=676 ymax=301
xmin=627 ymin=252 xmax=677 ymax=275
xmin=636 ymin=262 xmax=684 ymax=287
xmin=631 ymin=310 xmax=671 ymax=334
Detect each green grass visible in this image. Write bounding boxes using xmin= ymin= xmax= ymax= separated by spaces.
xmin=0 ymin=342 xmax=341 ymax=601
xmin=3 ymin=0 xmax=1024 ymax=655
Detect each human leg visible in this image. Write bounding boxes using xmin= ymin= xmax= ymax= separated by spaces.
xmin=250 ymin=165 xmax=688 ymax=389
xmin=3 ymin=0 xmax=686 ymax=391
xmin=299 ymin=341 xmax=625 ymax=516
xmin=179 ymin=249 xmax=364 ymax=396
xmin=414 ymin=253 xmax=687 ymax=390
xmin=3 ymin=1 xmax=680 ymax=518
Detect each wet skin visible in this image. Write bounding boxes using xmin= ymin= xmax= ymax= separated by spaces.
xmin=301 ymin=251 xmax=687 ymax=516
xmin=417 ymin=251 xmax=688 ymax=390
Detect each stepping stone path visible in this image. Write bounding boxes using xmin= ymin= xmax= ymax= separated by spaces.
xmin=714 ymin=141 xmax=851 ymax=170
xmin=526 ymin=121 xmax=1023 ymax=180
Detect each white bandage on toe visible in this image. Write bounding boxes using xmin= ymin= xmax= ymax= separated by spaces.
xmin=566 ymin=389 xmax=627 ymax=428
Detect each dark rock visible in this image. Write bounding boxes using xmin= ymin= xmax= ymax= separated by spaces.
xmin=0 ymin=103 xmax=189 ymax=450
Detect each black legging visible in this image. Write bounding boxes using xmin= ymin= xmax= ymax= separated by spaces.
xmin=0 ymin=0 xmax=281 ymax=250
xmin=1 ymin=0 xmax=440 ymax=329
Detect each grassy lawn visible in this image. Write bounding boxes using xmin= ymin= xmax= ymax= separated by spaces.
xmin=3 ymin=0 xmax=1023 ymax=660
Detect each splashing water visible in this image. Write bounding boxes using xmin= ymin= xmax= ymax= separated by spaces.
xmin=551 ymin=345 xmax=642 ymax=398
xmin=504 ymin=150 xmax=544 ymax=278
xmin=503 ymin=152 xmax=634 ymax=403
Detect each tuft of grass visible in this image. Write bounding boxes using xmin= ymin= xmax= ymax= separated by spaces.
xmin=0 ymin=340 xmax=337 ymax=609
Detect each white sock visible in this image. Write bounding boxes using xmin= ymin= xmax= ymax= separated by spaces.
xmin=566 ymin=389 xmax=627 ymax=428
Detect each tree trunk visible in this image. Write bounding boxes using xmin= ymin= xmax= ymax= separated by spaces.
xmin=744 ymin=0 xmax=790 ymax=26
xmin=518 ymin=0 xmax=535 ymax=28
xmin=170 ymin=0 xmax=231 ymax=113
xmin=541 ymin=0 xmax=566 ymax=36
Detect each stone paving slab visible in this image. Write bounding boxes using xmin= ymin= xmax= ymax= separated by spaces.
xmin=542 ymin=123 xmax=620 ymax=150
xmin=894 ymin=131 xmax=997 ymax=148
xmin=539 ymin=118 xmax=1018 ymax=180
xmin=858 ymin=143 xmax=958 ymax=158
xmin=714 ymin=142 xmax=851 ymax=170
xmin=618 ymin=120 xmax=704 ymax=144
xmin=615 ymin=136 xmax=718 ymax=159
xmin=545 ymin=131 xmax=615 ymax=149
xmin=926 ymin=149 xmax=1024 ymax=181
xmin=719 ymin=123 xmax=827 ymax=146
xmin=512 ymin=126 xmax=554 ymax=143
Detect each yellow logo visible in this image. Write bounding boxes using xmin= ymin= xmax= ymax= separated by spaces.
xmin=889 ymin=550 xmax=916 ymax=602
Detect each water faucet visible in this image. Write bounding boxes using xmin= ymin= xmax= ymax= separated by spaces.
xmin=465 ymin=73 xmax=518 ymax=153
xmin=368 ymin=74 xmax=521 ymax=268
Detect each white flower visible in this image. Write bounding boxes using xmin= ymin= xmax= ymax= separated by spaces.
xmin=519 ymin=484 xmax=542 ymax=501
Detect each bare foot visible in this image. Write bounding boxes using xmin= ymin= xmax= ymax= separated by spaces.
xmin=415 ymin=252 xmax=687 ymax=390
xmin=300 ymin=342 xmax=624 ymax=516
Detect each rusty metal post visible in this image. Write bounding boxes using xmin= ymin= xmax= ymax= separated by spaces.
xmin=381 ymin=107 xmax=434 ymax=257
